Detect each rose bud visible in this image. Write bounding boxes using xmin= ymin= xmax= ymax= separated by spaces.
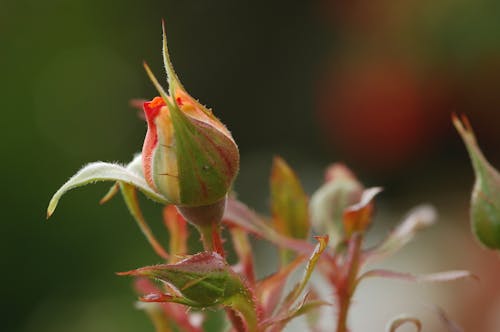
xmin=142 ymin=23 xmax=239 ymax=212
xmin=453 ymin=114 xmax=500 ymax=249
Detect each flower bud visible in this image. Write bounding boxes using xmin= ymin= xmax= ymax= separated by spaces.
xmin=142 ymin=24 xmax=239 ymax=208
xmin=119 ymin=252 xmax=253 ymax=310
xmin=310 ymin=164 xmax=364 ymax=247
xmin=453 ymin=114 xmax=500 ymax=249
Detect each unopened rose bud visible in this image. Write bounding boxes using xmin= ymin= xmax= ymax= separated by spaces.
xmin=142 ymin=23 xmax=239 ymax=211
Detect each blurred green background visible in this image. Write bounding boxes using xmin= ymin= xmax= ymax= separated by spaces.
xmin=2 ymin=0 xmax=500 ymax=331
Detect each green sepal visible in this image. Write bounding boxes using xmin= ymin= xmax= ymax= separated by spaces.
xmin=169 ymin=103 xmax=239 ymax=206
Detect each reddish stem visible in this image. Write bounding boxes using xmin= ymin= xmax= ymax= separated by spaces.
xmin=335 ymin=234 xmax=363 ymax=332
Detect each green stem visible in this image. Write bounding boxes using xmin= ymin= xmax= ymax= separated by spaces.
xmin=336 ymin=234 xmax=363 ymax=332
xmin=198 ymin=224 xmax=213 ymax=251
xmin=177 ymin=198 xmax=226 ymax=256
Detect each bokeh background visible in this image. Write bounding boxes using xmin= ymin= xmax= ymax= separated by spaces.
xmin=2 ymin=0 xmax=500 ymax=331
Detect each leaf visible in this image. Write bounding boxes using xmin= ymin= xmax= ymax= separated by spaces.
xmin=357 ymin=269 xmax=478 ymax=287
xmin=270 ymin=157 xmax=310 ymax=264
xmin=343 ymin=187 xmax=383 ymax=237
xmin=223 ymin=198 xmax=315 ymax=255
xmin=279 ymin=236 xmax=329 ymax=314
xmin=256 ymin=256 xmax=304 ymax=317
xmin=386 ymin=315 xmax=422 ymax=332
xmin=365 ymin=205 xmax=437 ymax=263
xmin=47 ymin=161 xmax=169 ymax=218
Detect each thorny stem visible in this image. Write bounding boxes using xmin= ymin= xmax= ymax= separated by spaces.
xmin=182 ymin=199 xmax=258 ymax=332
xmin=177 ymin=198 xmax=226 ymax=256
xmin=196 ymin=222 xmax=225 ymax=257
xmin=336 ymin=234 xmax=363 ymax=332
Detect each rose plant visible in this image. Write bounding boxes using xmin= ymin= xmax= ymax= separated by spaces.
xmin=47 ymin=23 xmax=494 ymax=332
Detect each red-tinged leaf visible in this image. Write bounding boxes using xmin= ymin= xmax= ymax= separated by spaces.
xmin=258 ymin=239 xmax=331 ymax=331
xmin=279 ymin=236 xmax=329 ymax=313
xmin=343 ymin=187 xmax=382 ymax=237
xmin=434 ymin=306 xmax=464 ymax=332
xmin=310 ymin=163 xmax=364 ymax=248
xmin=270 ymin=157 xmax=310 ymax=264
xmin=229 ymin=227 xmax=256 ymax=286
xmin=223 ymin=198 xmax=315 ymax=255
xmin=120 ymin=183 xmax=169 ymax=259
xmin=365 ymin=205 xmax=437 ymax=263
xmin=357 ymin=269 xmax=478 ymax=287
xmin=256 ymin=256 xmax=304 ymax=318
xmin=386 ymin=315 xmax=422 ymax=332
xmin=163 ymin=205 xmax=188 ymax=263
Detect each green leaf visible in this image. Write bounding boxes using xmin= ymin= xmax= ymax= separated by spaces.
xmin=256 ymin=256 xmax=304 ymax=317
xmin=278 ymin=236 xmax=328 ymax=316
xmin=270 ymin=157 xmax=309 ymax=264
xmin=260 ymin=236 xmax=329 ymax=331
xmin=47 ymin=161 xmax=169 ymax=218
